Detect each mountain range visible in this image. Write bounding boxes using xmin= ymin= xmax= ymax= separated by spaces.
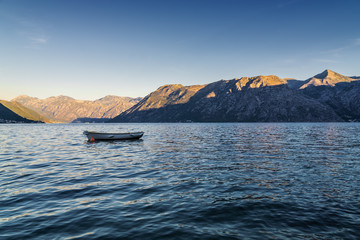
xmin=2 ymin=69 xmax=359 ymax=123
xmin=110 ymin=70 xmax=360 ymax=122
xmin=12 ymin=95 xmax=141 ymax=123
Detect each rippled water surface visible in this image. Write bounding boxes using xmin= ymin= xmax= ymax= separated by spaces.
xmin=1 ymin=123 xmax=359 ymax=239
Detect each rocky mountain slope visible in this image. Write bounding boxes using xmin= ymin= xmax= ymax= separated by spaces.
xmin=110 ymin=71 xmax=356 ymax=122
xmin=297 ymin=70 xmax=360 ymax=121
xmin=0 ymin=100 xmax=44 ymax=123
xmin=0 ymin=100 xmax=50 ymax=123
xmin=299 ymin=69 xmax=356 ymax=89
xmin=12 ymin=95 xmax=141 ymax=123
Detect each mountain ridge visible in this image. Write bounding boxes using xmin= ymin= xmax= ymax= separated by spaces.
xmin=300 ymin=69 xmax=355 ymax=89
xmin=6 ymin=69 xmax=359 ymax=123
xmin=12 ymin=95 xmax=142 ymax=123
xmin=110 ymin=70 xmax=359 ymax=122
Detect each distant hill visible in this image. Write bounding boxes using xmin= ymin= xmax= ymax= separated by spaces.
xmin=0 ymin=100 xmax=51 ymax=123
xmin=110 ymin=70 xmax=360 ymax=122
xmin=12 ymin=95 xmax=142 ymax=123
xmin=0 ymin=101 xmax=43 ymax=123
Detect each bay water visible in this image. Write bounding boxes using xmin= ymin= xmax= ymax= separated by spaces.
xmin=1 ymin=123 xmax=359 ymax=239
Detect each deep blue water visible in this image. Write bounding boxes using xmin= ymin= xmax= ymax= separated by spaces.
xmin=1 ymin=123 xmax=359 ymax=239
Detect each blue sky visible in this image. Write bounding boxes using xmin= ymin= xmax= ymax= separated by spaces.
xmin=1 ymin=0 xmax=359 ymax=100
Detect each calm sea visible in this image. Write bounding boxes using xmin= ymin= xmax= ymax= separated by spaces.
xmin=1 ymin=123 xmax=359 ymax=239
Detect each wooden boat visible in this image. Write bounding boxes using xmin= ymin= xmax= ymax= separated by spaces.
xmin=83 ymin=131 xmax=144 ymax=141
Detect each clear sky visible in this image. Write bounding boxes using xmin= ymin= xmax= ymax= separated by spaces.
xmin=1 ymin=0 xmax=359 ymax=100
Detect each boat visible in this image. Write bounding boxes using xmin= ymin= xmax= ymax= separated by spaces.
xmin=83 ymin=131 xmax=144 ymax=141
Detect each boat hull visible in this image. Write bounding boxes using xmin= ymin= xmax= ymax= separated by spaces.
xmin=84 ymin=131 xmax=144 ymax=141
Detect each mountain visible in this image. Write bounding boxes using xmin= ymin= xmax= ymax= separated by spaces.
xmin=299 ymin=69 xmax=355 ymax=89
xmin=0 ymin=100 xmax=50 ymax=123
xmin=298 ymin=72 xmax=360 ymax=121
xmin=0 ymin=100 xmax=44 ymax=123
xmin=12 ymin=95 xmax=142 ymax=123
xmin=110 ymin=74 xmax=344 ymax=122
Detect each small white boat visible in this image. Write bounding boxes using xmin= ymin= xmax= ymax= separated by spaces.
xmin=83 ymin=131 xmax=144 ymax=141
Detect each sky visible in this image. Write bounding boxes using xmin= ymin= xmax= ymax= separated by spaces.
xmin=1 ymin=0 xmax=360 ymax=100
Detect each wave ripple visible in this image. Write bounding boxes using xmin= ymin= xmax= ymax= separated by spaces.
xmin=1 ymin=123 xmax=359 ymax=239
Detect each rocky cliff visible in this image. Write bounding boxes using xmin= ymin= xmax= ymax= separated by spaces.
xmin=110 ymin=71 xmax=356 ymax=122
xmin=12 ymin=95 xmax=141 ymax=123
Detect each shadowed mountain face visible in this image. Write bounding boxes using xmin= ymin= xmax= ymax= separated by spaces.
xmin=110 ymin=73 xmax=350 ymax=122
xmin=12 ymin=95 xmax=142 ymax=123
xmin=300 ymin=80 xmax=360 ymax=121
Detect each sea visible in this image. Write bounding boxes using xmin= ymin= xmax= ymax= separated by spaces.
xmin=1 ymin=123 xmax=359 ymax=240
